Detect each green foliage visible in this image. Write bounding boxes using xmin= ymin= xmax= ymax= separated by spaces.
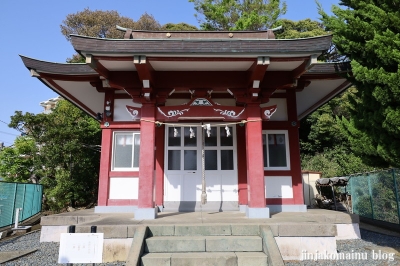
xmin=134 ymin=13 xmax=162 ymax=30
xmin=301 ymin=146 xmax=373 ymax=178
xmin=3 ymin=100 xmax=101 ymax=211
xmin=0 ymin=137 xmax=38 ymax=183
xmin=300 ymin=89 xmax=353 ymax=155
xmin=190 ymin=0 xmax=286 ymax=30
xmin=300 ymin=87 xmax=374 ymax=177
xmin=60 ymin=8 xmax=137 ymax=40
xmin=161 ymin=23 xmax=198 ymax=31
xmin=273 ymin=18 xmax=327 ymax=39
xmin=319 ymin=1 xmax=400 ymax=167
xmin=61 ymin=9 xmax=162 ymax=63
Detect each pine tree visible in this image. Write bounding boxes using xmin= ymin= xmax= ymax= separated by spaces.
xmin=319 ymin=0 xmax=400 ymax=167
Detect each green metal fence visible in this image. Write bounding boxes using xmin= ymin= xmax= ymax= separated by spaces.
xmin=0 ymin=182 xmax=43 ymax=228
xmin=347 ymin=168 xmax=400 ymax=224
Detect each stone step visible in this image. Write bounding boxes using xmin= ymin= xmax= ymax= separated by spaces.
xmin=145 ymin=235 xmax=263 ymax=253
xmin=147 ymin=224 xmax=260 ymax=237
xmin=141 ymin=252 xmax=268 ymax=266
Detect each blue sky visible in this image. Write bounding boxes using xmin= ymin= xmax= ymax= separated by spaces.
xmin=0 ymin=0 xmax=339 ymax=146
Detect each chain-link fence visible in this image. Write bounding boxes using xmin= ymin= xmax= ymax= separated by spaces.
xmin=0 ymin=182 xmax=43 ymax=228
xmin=347 ymin=168 xmax=400 ymax=224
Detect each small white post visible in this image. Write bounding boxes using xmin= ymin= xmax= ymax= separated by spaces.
xmin=14 ymin=208 xmax=22 ymax=229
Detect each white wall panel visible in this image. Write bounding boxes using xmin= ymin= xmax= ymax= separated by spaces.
xmin=109 ymin=177 xmax=138 ymax=199
xmin=114 ymin=99 xmax=142 ymax=122
xmin=265 ymin=176 xmax=293 ymax=198
xmin=261 ymin=98 xmax=288 ymax=121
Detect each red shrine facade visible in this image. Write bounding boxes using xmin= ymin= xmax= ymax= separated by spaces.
xmin=21 ymin=29 xmax=350 ymax=219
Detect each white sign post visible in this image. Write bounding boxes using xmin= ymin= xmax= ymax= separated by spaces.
xmin=58 ymin=233 xmax=104 ymax=263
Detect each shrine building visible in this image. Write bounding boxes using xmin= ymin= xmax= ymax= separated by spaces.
xmin=21 ymin=28 xmax=350 ymax=219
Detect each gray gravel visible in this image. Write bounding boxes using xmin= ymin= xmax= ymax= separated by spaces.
xmin=0 ymin=231 xmax=125 ymax=266
xmin=1 ymin=229 xmax=399 ymax=265
xmin=286 ymin=229 xmax=400 ymax=266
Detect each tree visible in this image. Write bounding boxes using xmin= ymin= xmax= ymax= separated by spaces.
xmin=0 ymin=137 xmax=38 ymax=183
xmin=134 ymin=13 xmax=162 ymax=30
xmin=61 ymin=9 xmax=162 ymax=63
xmin=319 ymin=1 xmax=400 ymax=167
xmin=190 ymin=0 xmax=287 ymax=30
xmin=3 ymin=100 xmax=101 ymax=211
xmin=60 ymin=8 xmax=136 ymax=41
xmin=273 ymin=18 xmax=326 ymax=39
xmin=162 ymin=23 xmax=198 ymax=31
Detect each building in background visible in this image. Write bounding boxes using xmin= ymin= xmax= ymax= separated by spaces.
xmin=21 ymin=29 xmax=351 ymax=219
xmin=39 ymin=96 xmax=62 ymax=114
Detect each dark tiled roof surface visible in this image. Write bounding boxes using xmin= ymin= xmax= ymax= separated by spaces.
xmin=307 ymin=62 xmax=351 ymax=73
xmin=70 ymin=34 xmax=333 ymax=55
xmin=20 ymin=55 xmax=97 ymax=75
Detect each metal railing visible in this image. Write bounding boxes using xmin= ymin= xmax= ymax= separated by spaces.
xmin=0 ymin=182 xmax=43 ymax=228
xmin=347 ymin=168 xmax=400 ymax=224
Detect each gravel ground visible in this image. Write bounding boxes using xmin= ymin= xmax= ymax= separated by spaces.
xmin=0 ymin=231 xmax=125 ymax=266
xmin=286 ymin=229 xmax=400 ymax=266
xmin=1 ymin=229 xmax=399 ymax=265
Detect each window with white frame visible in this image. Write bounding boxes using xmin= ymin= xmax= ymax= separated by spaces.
xmin=112 ymin=132 xmax=140 ymax=171
xmin=262 ymin=130 xmax=290 ymax=170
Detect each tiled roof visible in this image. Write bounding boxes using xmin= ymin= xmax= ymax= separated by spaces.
xmin=70 ymin=34 xmax=333 ymax=55
xmin=20 ymin=55 xmax=97 ymax=75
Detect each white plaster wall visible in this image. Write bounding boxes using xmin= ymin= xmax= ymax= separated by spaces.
xmin=114 ymin=99 xmax=142 ymax=121
xmin=302 ymin=172 xmax=321 ymax=206
xmin=260 ymin=98 xmax=288 ymax=121
xmin=109 ymin=178 xmax=138 ymax=199
xmin=265 ymin=176 xmax=293 ymax=198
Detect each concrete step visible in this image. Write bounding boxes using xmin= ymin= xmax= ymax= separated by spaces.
xmin=145 ymin=235 xmax=262 ymax=253
xmin=141 ymin=252 xmax=268 ymax=266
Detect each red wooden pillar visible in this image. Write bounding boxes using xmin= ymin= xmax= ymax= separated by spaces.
xmin=287 ymin=90 xmax=305 ymax=205
xmin=155 ymin=125 xmax=165 ymax=207
xmin=245 ymin=104 xmax=269 ymax=217
xmin=236 ymin=125 xmax=248 ymax=206
xmin=97 ymin=128 xmax=112 ymax=206
xmin=136 ymin=103 xmax=157 ymax=218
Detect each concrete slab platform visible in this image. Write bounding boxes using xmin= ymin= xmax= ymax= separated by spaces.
xmin=40 ymin=208 xmax=358 ymax=227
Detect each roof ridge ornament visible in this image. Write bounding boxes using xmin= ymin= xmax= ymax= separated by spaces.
xmin=266 ymin=25 xmax=283 ymax=39
xmin=116 ymin=25 xmax=133 ymax=39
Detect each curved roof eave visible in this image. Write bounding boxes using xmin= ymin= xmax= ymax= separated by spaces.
xmin=306 ymin=61 xmax=351 ymax=74
xmin=20 ymin=55 xmax=97 ymax=75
